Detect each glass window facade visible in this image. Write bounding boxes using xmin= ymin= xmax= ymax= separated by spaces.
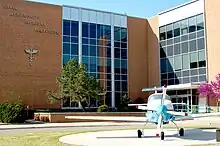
xmin=159 ymin=13 xmax=206 ymax=86
xmin=62 ymin=7 xmax=128 ymax=108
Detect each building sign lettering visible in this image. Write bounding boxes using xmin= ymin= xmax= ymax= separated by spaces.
xmin=10 ymin=12 xmax=39 ymax=20
xmin=34 ymin=28 xmax=59 ymax=35
xmin=3 ymin=4 xmax=17 ymax=10
xmin=3 ymin=4 xmax=59 ymax=36
xmin=24 ymin=21 xmax=46 ymax=27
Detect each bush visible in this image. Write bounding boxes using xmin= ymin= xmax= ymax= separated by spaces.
xmin=97 ymin=105 xmax=109 ymax=112
xmin=0 ymin=102 xmax=27 ymax=123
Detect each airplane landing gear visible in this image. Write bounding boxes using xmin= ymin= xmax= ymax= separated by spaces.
xmin=137 ymin=129 xmax=142 ymax=138
xmin=161 ymin=132 xmax=164 ymax=140
xmin=179 ymin=128 xmax=184 ymax=136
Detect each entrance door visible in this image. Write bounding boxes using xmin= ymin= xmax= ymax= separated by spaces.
xmin=170 ymin=95 xmax=189 ymax=112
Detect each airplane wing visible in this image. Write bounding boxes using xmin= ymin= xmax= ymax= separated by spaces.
xmin=128 ymin=104 xmax=148 ymax=111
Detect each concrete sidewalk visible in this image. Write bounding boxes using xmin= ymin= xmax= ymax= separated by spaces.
xmin=0 ymin=122 xmax=143 ymax=130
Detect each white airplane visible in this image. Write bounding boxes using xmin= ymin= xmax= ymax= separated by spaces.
xmin=65 ymin=85 xmax=219 ymax=140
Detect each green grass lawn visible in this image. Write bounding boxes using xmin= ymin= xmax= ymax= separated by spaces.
xmin=0 ymin=131 xmax=88 ymax=146
xmin=0 ymin=127 xmax=219 ymax=146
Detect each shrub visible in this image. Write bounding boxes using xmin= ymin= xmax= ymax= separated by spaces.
xmin=97 ymin=105 xmax=109 ymax=112
xmin=0 ymin=102 xmax=27 ymax=123
xmin=34 ymin=114 xmax=40 ymax=121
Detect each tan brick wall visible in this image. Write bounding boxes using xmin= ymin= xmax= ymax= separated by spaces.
xmin=0 ymin=0 xmax=62 ymax=108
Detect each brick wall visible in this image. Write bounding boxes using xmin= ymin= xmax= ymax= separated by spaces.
xmin=0 ymin=0 xmax=62 ymax=108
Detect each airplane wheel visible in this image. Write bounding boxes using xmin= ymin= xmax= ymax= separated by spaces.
xmin=179 ymin=128 xmax=184 ymax=136
xmin=137 ymin=130 xmax=142 ymax=138
xmin=161 ymin=132 xmax=164 ymax=140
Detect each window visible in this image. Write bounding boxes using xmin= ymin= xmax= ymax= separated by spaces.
xmin=189 ymin=40 xmax=196 ymax=52
xmin=71 ymin=44 xmax=78 ymax=55
xmin=63 ymin=20 xmax=70 ymax=35
xmin=167 ymin=45 xmax=173 ymax=56
xmin=167 ymin=57 xmax=174 ymax=72
xmin=181 ymin=42 xmax=188 ymax=53
xmin=82 ymin=45 xmax=89 ymax=56
xmin=89 ymin=23 xmax=96 ymax=38
xmin=173 ymin=22 xmax=180 ymax=37
xmin=197 ymin=14 xmax=204 ymax=31
xmin=197 ymin=38 xmax=205 ymax=50
xmin=182 ymin=54 xmax=189 ymax=69
xmin=174 ymin=55 xmax=182 ymax=71
xmin=160 ymin=59 xmax=167 ymax=73
xmin=82 ymin=22 xmax=89 ymax=37
xmin=166 ymin=24 xmax=173 ymax=39
xmin=160 ymin=26 xmax=166 ymax=40
xmin=181 ymin=19 xmax=188 ymax=35
xmin=71 ymin=21 xmax=79 ymax=36
xmin=189 ymin=16 xmax=196 ymax=33
xmin=63 ymin=43 xmax=70 ymax=54
xmin=198 ymin=50 xmax=205 ymax=61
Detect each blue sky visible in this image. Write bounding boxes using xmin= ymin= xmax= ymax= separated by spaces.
xmin=29 ymin=0 xmax=191 ymax=18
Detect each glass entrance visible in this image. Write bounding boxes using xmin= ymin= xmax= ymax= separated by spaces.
xmin=171 ymin=94 xmax=190 ymax=112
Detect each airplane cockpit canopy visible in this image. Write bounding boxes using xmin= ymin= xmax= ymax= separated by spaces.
xmin=148 ymin=93 xmax=171 ymax=102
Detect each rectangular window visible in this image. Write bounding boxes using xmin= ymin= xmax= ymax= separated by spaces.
xmin=182 ymin=54 xmax=189 ymax=69
xmin=181 ymin=19 xmax=188 ymax=35
xmin=197 ymin=38 xmax=205 ymax=50
xmin=189 ymin=40 xmax=196 ymax=52
xmin=173 ymin=22 xmax=180 ymax=37
xmin=89 ymin=23 xmax=97 ymax=38
xmin=197 ymin=14 xmax=204 ymax=31
xmin=71 ymin=44 xmax=78 ymax=55
xmin=189 ymin=16 xmax=196 ymax=33
xmin=159 ymin=26 xmax=166 ymax=40
xmin=82 ymin=22 xmax=89 ymax=37
xmin=71 ymin=21 xmax=79 ymax=36
xmin=167 ymin=57 xmax=174 ymax=73
xmin=63 ymin=20 xmax=70 ymax=36
xmin=160 ymin=46 xmax=167 ymax=58
xmin=181 ymin=42 xmax=188 ymax=53
xmin=174 ymin=55 xmax=182 ymax=71
xmin=167 ymin=45 xmax=173 ymax=56
xmin=63 ymin=43 xmax=70 ymax=54
xmin=160 ymin=58 xmax=167 ymax=73
xmin=166 ymin=24 xmax=173 ymax=39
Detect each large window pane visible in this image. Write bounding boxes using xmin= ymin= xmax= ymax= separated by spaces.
xmin=82 ymin=45 xmax=89 ymax=56
xmin=197 ymin=14 xmax=204 ymax=31
xmin=167 ymin=57 xmax=174 ymax=72
xmin=189 ymin=16 xmax=196 ymax=33
xmin=166 ymin=24 xmax=173 ymax=39
xmin=167 ymin=45 xmax=173 ymax=56
xmin=160 ymin=59 xmax=167 ymax=73
xmin=121 ymin=27 xmax=127 ymax=42
xmin=89 ymin=23 xmax=96 ymax=38
xmin=114 ymin=27 xmax=121 ymax=41
xmin=190 ymin=52 xmax=198 ymax=62
xmin=160 ymin=46 xmax=166 ymax=58
xmin=82 ymin=22 xmax=89 ymax=37
xmin=159 ymin=26 xmax=166 ymax=40
xmin=71 ymin=44 xmax=78 ymax=55
xmin=71 ymin=21 xmax=79 ymax=36
xmin=63 ymin=43 xmax=70 ymax=54
xmin=63 ymin=36 xmax=70 ymax=43
xmin=181 ymin=19 xmax=188 ymax=35
xmin=199 ymin=50 xmax=205 ymax=61
xmin=174 ymin=22 xmax=180 ymax=37
xmin=197 ymin=38 xmax=205 ymax=50
xmin=63 ymin=20 xmax=70 ymax=36
xmin=89 ymin=45 xmax=97 ymax=56
xmin=174 ymin=55 xmax=182 ymax=71
xmin=182 ymin=54 xmax=189 ymax=69
xmin=189 ymin=40 xmax=196 ymax=52
xmin=63 ymin=55 xmax=70 ymax=65
xmin=181 ymin=42 xmax=188 ymax=53
xmin=174 ymin=44 xmax=180 ymax=55
xmin=121 ymin=49 xmax=127 ymax=59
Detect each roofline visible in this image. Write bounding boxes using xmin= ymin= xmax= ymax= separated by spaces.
xmin=158 ymin=0 xmax=201 ymax=15
xmin=63 ymin=5 xmax=127 ymax=17
xmin=142 ymin=83 xmax=203 ymax=92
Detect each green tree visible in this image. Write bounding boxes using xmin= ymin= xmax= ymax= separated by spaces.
xmin=47 ymin=59 xmax=105 ymax=112
xmin=118 ymin=94 xmax=132 ymax=112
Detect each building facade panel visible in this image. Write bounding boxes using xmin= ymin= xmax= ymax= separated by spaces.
xmin=127 ymin=17 xmax=149 ymax=101
xmin=204 ymin=0 xmax=220 ymax=82
xmin=0 ymin=0 xmax=62 ymax=108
